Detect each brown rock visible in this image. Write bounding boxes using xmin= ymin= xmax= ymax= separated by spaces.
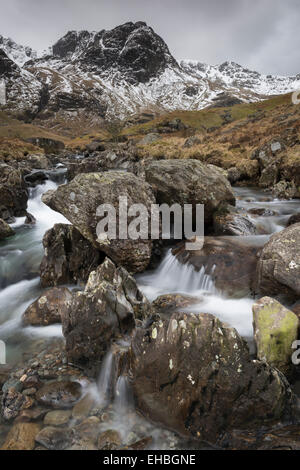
xmin=97 ymin=429 xmax=122 ymax=450
xmin=0 ymin=218 xmax=15 ymax=240
xmin=62 ymin=258 xmax=150 ymax=368
xmin=22 ymin=287 xmax=72 ymax=326
xmin=1 ymin=389 xmax=34 ymax=421
xmin=256 ymin=223 xmax=300 ymax=300
xmin=0 ymin=163 xmax=28 ymax=221
xmin=36 ymin=380 xmax=82 ymax=409
xmin=1 ymin=422 xmax=41 ymax=450
xmin=42 ymin=171 xmax=155 ymax=273
xmin=40 ymin=224 xmax=103 ymax=287
xmin=35 ymin=426 xmax=73 ymax=450
xmin=129 ymin=312 xmax=295 ymax=443
xmin=145 ymin=159 xmax=235 ymax=226
xmin=173 ymin=237 xmax=259 ymax=298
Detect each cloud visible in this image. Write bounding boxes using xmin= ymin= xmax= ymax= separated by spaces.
xmin=0 ymin=0 xmax=299 ymax=75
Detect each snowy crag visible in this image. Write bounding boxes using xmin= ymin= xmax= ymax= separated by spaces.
xmin=0 ymin=22 xmax=300 ymax=123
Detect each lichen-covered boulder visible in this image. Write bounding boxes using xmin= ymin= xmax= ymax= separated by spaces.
xmin=62 ymin=258 xmax=151 ymax=368
xmin=0 ymin=218 xmax=15 ymax=240
xmin=40 ymin=224 xmax=103 ymax=287
xmin=252 ymin=297 xmax=299 ymax=376
xmin=144 ymin=159 xmax=235 ymax=226
xmin=42 ymin=171 xmax=155 ymax=273
xmin=272 ymin=180 xmax=297 ymax=199
xmin=22 ymin=287 xmax=73 ymax=326
xmin=129 ymin=312 xmax=294 ymax=443
xmin=256 ymin=223 xmax=300 ymax=299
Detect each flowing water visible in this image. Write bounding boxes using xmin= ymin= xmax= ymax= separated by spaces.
xmin=0 ymin=170 xmax=69 ymax=365
xmin=0 ymin=179 xmax=299 ymax=448
xmin=137 ymin=187 xmax=300 ymax=339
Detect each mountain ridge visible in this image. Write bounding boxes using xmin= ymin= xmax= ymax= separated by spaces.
xmin=0 ymin=21 xmax=300 ymax=125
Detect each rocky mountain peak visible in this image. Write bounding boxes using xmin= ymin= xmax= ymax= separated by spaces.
xmin=0 ymin=34 xmax=36 ymax=66
xmin=52 ymin=30 xmax=96 ymax=59
xmin=51 ymin=21 xmax=179 ymax=83
xmin=0 ymin=49 xmax=19 ymax=76
xmin=0 ymin=21 xmax=300 ymax=122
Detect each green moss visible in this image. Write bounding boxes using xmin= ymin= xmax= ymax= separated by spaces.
xmin=253 ymin=298 xmax=299 ymax=375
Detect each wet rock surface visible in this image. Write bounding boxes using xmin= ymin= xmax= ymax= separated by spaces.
xmin=1 ymin=422 xmax=41 ymax=450
xmin=152 ymin=293 xmax=199 ymax=316
xmin=257 ymin=223 xmax=300 ymax=299
xmin=213 ymin=205 xmax=257 ymax=236
xmin=62 ymin=258 xmax=151 ymax=368
xmin=22 ymin=287 xmax=72 ymax=326
xmin=40 ymin=223 xmax=103 ymax=287
xmin=219 ymin=425 xmax=300 ymax=450
xmin=0 ymin=218 xmax=15 ymax=240
xmin=173 ymin=237 xmax=259 ymax=297
xmin=0 ymin=163 xmax=28 ymax=221
xmin=36 ymin=380 xmax=82 ymax=409
xmin=129 ymin=312 xmax=295 ymax=443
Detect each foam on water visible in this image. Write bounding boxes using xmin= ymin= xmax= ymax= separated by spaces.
xmin=137 ymin=249 xmax=216 ymax=301
xmin=0 ymin=176 xmax=69 ymax=348
xmin=137 ymin=249 xmax=254 ymax=337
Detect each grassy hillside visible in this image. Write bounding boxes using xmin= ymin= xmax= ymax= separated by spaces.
xmin=1 ymin=92 xmax=299 ymax=166
xmin=128 ymin=92 xmax=300 ymax=179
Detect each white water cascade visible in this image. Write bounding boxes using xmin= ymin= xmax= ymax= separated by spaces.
xmin=0 ymin=173 xmax=69 ymax=362
xmin=137 ymin=249 xmax=216 ymax=300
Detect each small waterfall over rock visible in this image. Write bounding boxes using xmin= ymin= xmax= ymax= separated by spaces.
xmin=114 ymin=375 xmax=134 ymax=415
xmin=97 ymin=350 xmax=114 ymax=406
xmin=137 ymin=249 xmax=216 ymax=300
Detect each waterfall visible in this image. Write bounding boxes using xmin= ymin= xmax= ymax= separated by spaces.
xmin=97 ymin=350 xmax=114 ymax=406
xmin=137 ymin=249 xmax=216 ymax=300
xmin=114 ymin=375 xmax=134 ymax=415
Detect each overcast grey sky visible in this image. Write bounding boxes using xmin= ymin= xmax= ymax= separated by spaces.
xmin=0 ymin=0 xmax=299 ymax=75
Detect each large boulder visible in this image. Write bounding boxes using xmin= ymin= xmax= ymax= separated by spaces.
xmin=26 ymin=137 xmax=65 ymax=154
xmin=0 ymin=163 xmax=28 ymax=221
xmin=272 ymin=180 xmax=297 ymax=199
xmin=62 ymin=258 xmax=151 ymax=368
xmin=40 ymin=224 xmax=103 ymax=287
xmin=144 ymin=159 xmax=235 ymax=226
xmin=129 ymin=312 xmax=295 ymax=443
xmin=253 ymin=297 xmax=299 ymax=376
xmin=256 ymin=223 xmax=300 ymax=300
xmin=42 ymin=171 xmax=155 ymax=273
xmin=22 ymin=287 xmax=73 ymax=326
xmin=0 ymin=218 xmax=15 ymax=240
xmin=67 ymin=148 xmax=141 ymax=181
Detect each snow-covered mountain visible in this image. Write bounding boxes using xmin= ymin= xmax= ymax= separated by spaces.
xmin=0 ymin=34 xmax=36 ymax=66
xmin=0 ymin=22 xmax=300 ymax=123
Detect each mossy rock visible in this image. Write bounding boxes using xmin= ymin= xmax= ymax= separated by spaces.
xmin=253 ymin=296 xmax=299 ymax=376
